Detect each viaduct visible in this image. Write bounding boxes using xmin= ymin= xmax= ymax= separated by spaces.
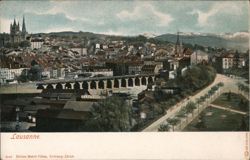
xmin=36 ymin=74 xmax=156 ymax=91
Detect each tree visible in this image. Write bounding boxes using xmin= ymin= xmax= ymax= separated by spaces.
xmin=19 ymin=40 xmax=31 ymax=48
xmin=167 ymin=118 xmax=180 ymax=131
xmin=196 ymin=98 xmax=203 ymax=113
xmin=84 ymin=96 xmax=132 ymax=132
xmin=186 ymin=101 xmax=197 ymax=116
xmin=18 ymin=69 xmax=29 ymax=82
xmin=28 ymin=65 xmax=42 ymax=81
xmin=158 ymin=123 xmax=170 ymax=131
xmin=176 ymin=108 xmax=187 ymax=118
xmin=218 ymin=82 xmax=224 ymax=87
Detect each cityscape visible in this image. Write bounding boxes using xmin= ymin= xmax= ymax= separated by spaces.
xmin=0 ymin=1 xmax=249 ymax=132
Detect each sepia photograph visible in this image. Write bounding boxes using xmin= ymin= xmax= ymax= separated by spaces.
xmin=0 ymin=0 xmax=249 ymax=159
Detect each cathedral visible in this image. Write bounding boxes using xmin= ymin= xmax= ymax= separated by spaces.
xmin=10 ymin=16 xmax=28 ymax=44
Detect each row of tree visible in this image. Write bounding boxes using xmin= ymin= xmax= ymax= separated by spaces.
xmin=159 ymin=82 xmax=224 ymax=131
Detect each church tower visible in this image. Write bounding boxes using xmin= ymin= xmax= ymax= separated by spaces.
xmin=10 ymin=18 xmax=21 ymax=44
xmin=174 ymin=31 xmax=183 ymax=57
xmin=9 ymin=16 xmax=28 ymax=44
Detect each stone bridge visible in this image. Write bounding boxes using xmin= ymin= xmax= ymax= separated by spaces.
xmin=36 ymin=74 xmax=156 ymax=91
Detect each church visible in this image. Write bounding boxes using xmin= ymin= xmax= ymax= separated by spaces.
xmin=9 ymin=16 xmax=28 ymax=44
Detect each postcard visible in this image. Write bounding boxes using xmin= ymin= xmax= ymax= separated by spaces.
xmin=0 ymin=0 xmax=249 ymax=159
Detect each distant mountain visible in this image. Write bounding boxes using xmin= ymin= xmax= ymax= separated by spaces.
xmin=155 ymin=32 xmax=249 ymax=51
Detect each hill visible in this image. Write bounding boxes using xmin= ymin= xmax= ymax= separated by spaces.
xmin=155 ymin=32 xmax=249 ymax=51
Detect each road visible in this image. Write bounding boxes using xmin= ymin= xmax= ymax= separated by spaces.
xmin=143 ymin=74 xmax=249 ymax=132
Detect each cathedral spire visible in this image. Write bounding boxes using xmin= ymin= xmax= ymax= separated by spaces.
xmin=13 ymin=18 xmax=16 ymax=26
xmin=175 ymin=31 xmax=181 ymax=57
xmin=176 ymin=31 xmax=180 ymax=45
xmin=22 ymin=15 xmax=26 ymax=33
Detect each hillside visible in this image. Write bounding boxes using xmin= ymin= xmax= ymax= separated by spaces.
xmin=156 ymin=32 xmax=249 ymax=51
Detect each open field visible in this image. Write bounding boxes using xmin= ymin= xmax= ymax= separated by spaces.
xmin=183 ymin=107 xmax=247 ymax=131
xmin=212 ymin=92 xmax=249 ymax=112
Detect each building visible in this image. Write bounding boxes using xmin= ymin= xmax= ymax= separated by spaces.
xmin=50 ymin=68 xmax=65 ymax=79
xmin=0 ymin=68 xmax=27 ymax=83
xmin=128 ymin=62 xmax=143 ymax=75
xmin=0 ymin=68 xmax=14 ymax=83
xmin=9 ymin=16 xmax=28 ymax=44
xmin=70 ymin=47 xmax=87 ymax=56
xmin=218 ymin=51 xmax=245 ymax=70
xmin=190 ymin=50 xmax=209 ymax=65
xmin=221 ymin=52 xmax=234 ymax=69
xmin=141 ymin=64 xmax=161 ymax=75
xmin=163 ymin=59 xmax=179 ymax=71
xmin=106 ymin=61 xmax=128 ymax=76
xmin=82 ymin=66 xmax=113 ymax=77
xmin=35 ymin=101 xmax=94 ymax=131
xmin=31 ymin=38 xmax=44 ymax=49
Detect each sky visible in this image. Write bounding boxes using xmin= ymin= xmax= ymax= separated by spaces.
xmin=0 ymin=0 xmax=249 ymax=36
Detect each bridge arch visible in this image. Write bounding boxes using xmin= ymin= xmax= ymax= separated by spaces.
xmin=56 ymin=83 xmax=63 ymax=90
xmin=74 ymin=82 xmax=80 ymax=90
xmin=141 ymin=77 xmax=147 ymax=85
xmin=46 ymin=84 xmax=54 ymax=90
xmin=65 ymin=83 xmax=72 ymax=89
xmin=82 ymin=81 xmax=88 ymax=90
xmin=90 ymin=81 xmax=97 ymax=89
xmin=135 ymin=77 xmax=140 ymax=86
xmin=121 ymin=78 xmax=126 ymax=87
xmin=148 ymin=76 xmax=153 ymax=84
xmin=114 ymin=79 xmax=119 ymax=88
xmin=107 ymin=80 xmax=112 ymax=88
xmin=98 ymin=80 xmax=104 ymax=89
xmin=37 ymin=84 xmax=44 ymax=89
xmin=128 ymin=78 xmax=133 ymax=87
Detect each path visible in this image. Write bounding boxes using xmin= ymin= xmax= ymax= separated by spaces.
xmin=209 ymin=104 xmax=247 ymax=115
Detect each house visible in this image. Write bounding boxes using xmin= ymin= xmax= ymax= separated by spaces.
xmin=35 ymin=108 xmax=91 ymax=131
xmin=163 ymin=59 xmax=179 ymax=71
xmin=141 ymin=65 xmax=160 ymax=74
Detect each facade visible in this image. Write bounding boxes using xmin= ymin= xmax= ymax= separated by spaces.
xmin=82 ymin=66 xmax=113 ymax=77
xmin=128 ymin=64 xmax=142 ymax=75
xmin=31 ymin=38 xmax=45 ymax=49
xmin=141 ymin=65 xmax=161 ymax=74
xmin=9 ymin=16 xmax=28 ymax=44
xmin=190 ymin=50 xmax=209 ymax=65
xmin=163 ymin=59 xmax=179 ymax=71
xmin=50 ymin=68 xmax=65 ymax=79
xmin=0 ymin=68 xmax=14 ymax=82
xmin=0 ymin=68 xmax=27 ymax=83
xmin=214 ymin=51 xmax=247 ymax=73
